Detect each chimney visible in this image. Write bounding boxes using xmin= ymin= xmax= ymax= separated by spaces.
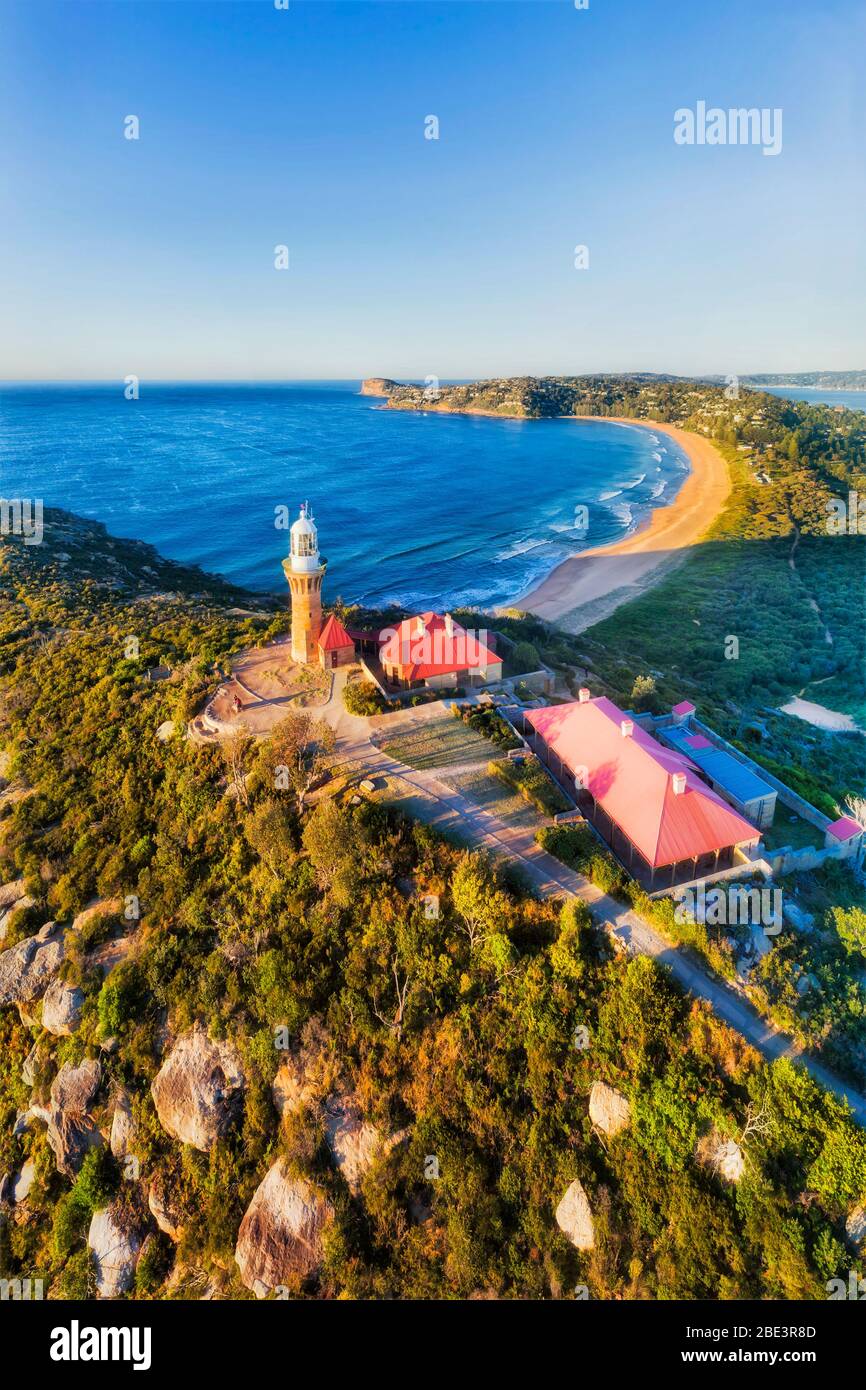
xmin=415 ymin=615 xmax=426 ymax=637
xmin=578 ymin=687 xmax=591 ymax=703
xmin=444 ymin=613 xmax=454 ymax=638
xmin=672 ymin=772 xmax=687 ymax=795
xmin=620 ymin=719 xmax=634 ymax=737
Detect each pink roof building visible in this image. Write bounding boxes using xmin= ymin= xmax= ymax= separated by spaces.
xmin=825 ymin=816 xmax=863 ymax=842
xmin=380 ymin=613 xmax=502 ymax=687
xmin=525 ymin=696 xmax=760 ymax=884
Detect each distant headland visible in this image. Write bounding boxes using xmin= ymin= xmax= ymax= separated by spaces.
xmin=361 ymin=371 xmax=866 ymax=417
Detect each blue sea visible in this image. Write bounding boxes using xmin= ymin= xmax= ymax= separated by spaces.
xmin=0 ymin=382 xmax=691 ymax=610
xmin=762 ymin=386 xmax=866 ymax=412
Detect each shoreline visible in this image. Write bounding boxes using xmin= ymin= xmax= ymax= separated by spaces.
xmin=502 ymin=417 xmax=731 ymax=632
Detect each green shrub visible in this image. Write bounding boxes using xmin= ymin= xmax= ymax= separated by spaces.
xmin=489 ymin=758 xmax=568 ymax=816
xmin=343 ymin=680 xmax=386 ymax=716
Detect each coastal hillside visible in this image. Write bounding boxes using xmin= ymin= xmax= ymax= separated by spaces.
xmin=2 ymin=513 xmax=865 ymax=1300
xmin=368 ymin=373 xmax=866 ymax=450
xmin=741 ymin=371 xmax=866 ymax=391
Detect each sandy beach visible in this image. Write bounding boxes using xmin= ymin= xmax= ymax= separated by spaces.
xmin=506 ymin=418 xmax=731 ymax=632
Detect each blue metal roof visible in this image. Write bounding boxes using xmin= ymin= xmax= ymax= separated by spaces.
xmin=663 ymin=727 xmax=775 ymax=804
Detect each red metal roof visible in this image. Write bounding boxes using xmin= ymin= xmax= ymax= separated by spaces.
xmin=317 ymin=614 xmax=354 ymax=652
xmin=379 ymin=613 xmax=499 ymax=681
xmin=826 ymin=816 xmax=863 ymax=842
xmin=525 ymin=696 xmax=760 ymax=869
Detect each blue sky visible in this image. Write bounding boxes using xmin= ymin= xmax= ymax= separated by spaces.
xmin=1 ymin=0 xmax=864 ymax=379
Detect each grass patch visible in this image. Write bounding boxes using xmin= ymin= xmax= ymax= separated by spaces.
xmin=379 ymin=716 xmax=494 ymax=770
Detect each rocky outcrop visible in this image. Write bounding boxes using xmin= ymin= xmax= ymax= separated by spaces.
xmin=151 ymin=1028 xmax=245 ymax=1151
xmin=846 ymin=1205 xmax=866 ymax=1251
xmin=589 ymin=1081 xmax=631 ymax=1138
xmin=109 ymin=1089 xmax=136 ymax=1161
xmin=148 ymin=1177 xmax=185 ymax=1242
xmin=235 ymin=1158 xmax=333 ymax=1296
xmin=359 ymin=378 xmax=400 ymax=397
xmin=22 ymin=1039 xmax=48 ymax=1088
xmin=0 ymin=921 xmax=65 ymax=1007
xmin=272 ymin=1055 xmax=321 ymax=1120
xmin=43 ymin=1058 xmax=103 ymax=1176
xmin=555 ymin=1179 xmax=595 ymax=1250
xmin=6 ymin=1158 xmax=37 ymax=1204
xmin=0 ymin=880 xmax=34 ymax=943
xmin=0 ymin=879 xmax=28 ymax=911
xmin=41 ymin=978 xmax=84 ymax=1036
xmin=323 ymin=1094 xmax=389 ymax=1195
xmin=88 ymin=1204 xmax=144 ymax=1298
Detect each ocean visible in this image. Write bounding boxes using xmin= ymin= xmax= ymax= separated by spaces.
xmin=761 ymin=386 xmax=866 ymax=412
xmin=0 ymin=382 xmax=691 ymax=610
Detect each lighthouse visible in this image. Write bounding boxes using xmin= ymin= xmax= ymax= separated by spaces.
xmin=283 ymin=502 xmax=325 ymax=664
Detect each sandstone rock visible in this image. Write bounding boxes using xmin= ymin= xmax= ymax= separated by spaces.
xmin=88 ymin=1204 xmax=144 ymax=1298
xmin=323 ymin=1094 xmax=387 ymax=1194
xmin=41 ymin=978 xmax=84 ymax=1036
xmin=0 ymin=881 xmax=35 ymax=944
xmin=22 ymin=1040 xmax=47 ymax=1088
xmin=10 ymin=1158 xmax=36 ymax=1204
xmin=845 ymin=1205 xmax=866 ymax=1252
xmin=0 ymin=921 xmax=65 ymax=1007
xmin=109 ymin=1089 xmax=135 ymax=1161
xmin=555 ymin=1179 xmax=595 ymax=1251
xmin=148 ymin=1178 xmax=185 ymax=1242
xmin=0 ymin=879 xmax=28 ymax=911
xmin=45 ymin=1058 xmax=103 ymax=1176
xmin=151 ymin=1028 xmax=245 ymax=1151
xmin=12 ymin=1108 xmax=35 ymax=1138
xmin=235 ymin=1158 xmax=333 ymax=1296
xmin=589 ymin=1080 xmax=631 ymax=1137
xmin=0 ymin=898 xmax=35 ymax=943
xmin=272 ymin=1055 xmax=320 ymax=1119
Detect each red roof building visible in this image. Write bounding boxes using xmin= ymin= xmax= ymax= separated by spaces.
xmin=316 ymin=613 xmax=355 ymax=670
xmin=525 ymin=694 xmax=761 ymax=887
xmin=379 ymin=612 xmax=502 ymax=690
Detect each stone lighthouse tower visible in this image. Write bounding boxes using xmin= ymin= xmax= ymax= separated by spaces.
xmin=283 ymin=502 xmax=325 ymax=664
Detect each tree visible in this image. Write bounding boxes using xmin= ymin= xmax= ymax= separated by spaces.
xmin=372 ymin=955 xmax=414 ymax=1042
xmin=302 ymin=799 xmax=362 ymax=907
xmin=268 ymin=709 xmax=335 ymax=812
xmin=832 ymin=904 xmax=866 ymax=957
xmin=244 ymin=800 xmax=297 ymax=880
xmin=221 ymin=729 xmax=255 ymax=807
xmin=450 ymin=850 xmax=513 ymax=951
xmin=630 ymin=674 xmax=657 ymax=711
